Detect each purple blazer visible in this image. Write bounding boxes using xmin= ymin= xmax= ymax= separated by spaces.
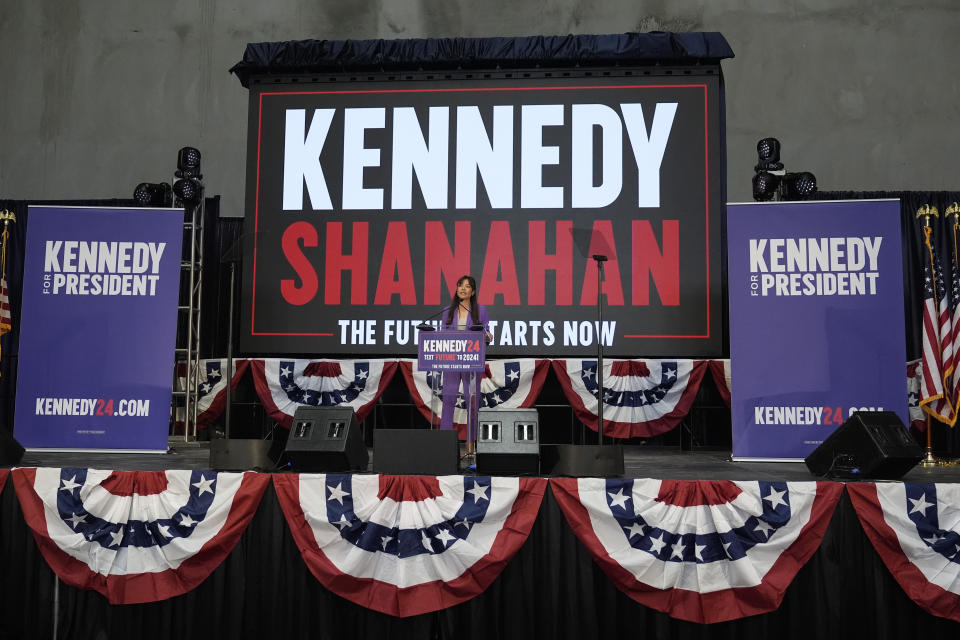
xmin=443 ymin=303 xmax=490 ymax=334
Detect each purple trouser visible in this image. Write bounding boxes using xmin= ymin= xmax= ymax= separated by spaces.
xmin=439 ymin=369 xmax=481 ymax=442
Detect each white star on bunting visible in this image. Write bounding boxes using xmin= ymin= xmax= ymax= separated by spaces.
xmin=909 ymin=494 xmax=934 ymax=515
xmin=328 ymin=483 xmax=350 ymax=504
xmin=607 ymin=488 xmax=630 ymax=509
xmin=648 ymin=532 xmax=667 ymax=554
xmin=60 ymin=476 xmax=81 ymax=493
xmin=192 ymin=475 xmax=215 ymax=496
xmin=467 ymin=482 xmax=489 ymax=503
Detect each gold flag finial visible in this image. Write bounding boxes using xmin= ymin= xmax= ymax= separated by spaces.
xmin=917 ymin=204 xmax=939 ymax=226
xmin=0 ymin=210 xmax=15 ymax=224
xmin=947 ymin=202 xmax=960 ymax=221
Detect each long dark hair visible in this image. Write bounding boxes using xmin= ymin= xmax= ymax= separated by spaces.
xmin=445 ymin=275 xmax=480 ymax=326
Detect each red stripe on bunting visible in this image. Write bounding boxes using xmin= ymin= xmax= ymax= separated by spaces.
xmin=304 ymin=362 xmax=343 ymax=377
xmin=655 ymin=480 xmax=742 ymax=506
xmin=99 ymin=471 xmax=169 ymax=497
xmin=847 ymin=483 xmax=960 ymax=623
xmin=550 ymin=479 xmax=843 ymax=623
xmin=12 ymin=468 xmax=270 ymax=604
xmin=273 ymin=474 xmax=547 ymax=618
xmin=0 ymin=469 xmax=7 ymax=495
xmin=377 ymin=475 xmax=444 ymax=502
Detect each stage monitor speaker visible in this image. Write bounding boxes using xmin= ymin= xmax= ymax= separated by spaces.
xmin=540 ymin=444 xmax=624 ymax=477
xmin=804 ymin=411 xmax=923 ymax=479
xmin=210 ymin=438 xmax=274 ymax=471
xmin=374 ymin=429 xmax=459 ymax=476
xmin=476 ymin=409 xmax=540 ymax=475
xmin=281 ymin=407 xmax=368 ymax=472
xmin=0 ymin=428 xmax=24 ymax=466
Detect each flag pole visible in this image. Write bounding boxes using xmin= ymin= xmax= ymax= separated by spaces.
xmin=918 ymin=204 xmax=943 ymax=466
xmin=0 ymin=209 xmax=16 ymax=376
xmin=948 ymin=201 xmax=960 ymax=464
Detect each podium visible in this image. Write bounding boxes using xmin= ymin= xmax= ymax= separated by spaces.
xmin=417 ymin=328 xmax=487 ymax=442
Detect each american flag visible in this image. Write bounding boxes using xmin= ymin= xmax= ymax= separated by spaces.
xmin=949 ymin=222 xmax=960 ymax=415
xmin=919 ymin=226 xmax=955 ymax=424
xmin=0 ymin=277 xmax=10 ymax=335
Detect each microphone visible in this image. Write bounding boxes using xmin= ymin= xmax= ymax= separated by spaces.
xmin=416 ymin=306 xmax=451 ymax=332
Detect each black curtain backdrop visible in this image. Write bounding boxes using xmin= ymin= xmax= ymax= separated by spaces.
xmin=2 ymin=479 xmax=959 ymax=639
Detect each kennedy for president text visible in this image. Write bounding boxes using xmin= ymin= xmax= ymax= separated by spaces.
xmin=42 ymin=241 xmax=166 ymax=296
xmin=748 ymin=236 xmax=881 ymax=297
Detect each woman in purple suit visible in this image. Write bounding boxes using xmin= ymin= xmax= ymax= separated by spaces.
xmin=440 ymin=275 xmax=492 ymax=459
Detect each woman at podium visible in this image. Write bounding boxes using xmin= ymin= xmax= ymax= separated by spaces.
xmin=440 ymin=275 xmax=493 ymax=459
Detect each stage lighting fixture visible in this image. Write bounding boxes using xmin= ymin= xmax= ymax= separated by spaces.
xmin=175 ymin=146 xmax=202 ymax=179
xmin=133 ymin=182 xmax=173 ymax=207
xmin=173 ymin=177 xmax=203 ymax=205
xmin=781 ymin=171 xmax=818 ymax=200
xmin=755 ymin=137 xmax=784 ymax=171
xmin=752 ymin=171 xmax=780 ymax=202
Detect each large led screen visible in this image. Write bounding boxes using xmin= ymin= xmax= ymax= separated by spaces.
xmin=240 ymin=72 xmax=723 ymax=356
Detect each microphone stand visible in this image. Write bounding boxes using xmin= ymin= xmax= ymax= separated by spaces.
xmin=593 ymin=254 xmax=608 ymax=446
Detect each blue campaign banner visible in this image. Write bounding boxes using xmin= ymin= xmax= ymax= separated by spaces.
xmin=727 ymin=200 xmax=906 ymax=460
xmin=14 ymin=206 xmax=183 ymax=451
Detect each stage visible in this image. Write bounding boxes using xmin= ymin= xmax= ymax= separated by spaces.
xmin=18 ymin=438 xmax=960 ymax=481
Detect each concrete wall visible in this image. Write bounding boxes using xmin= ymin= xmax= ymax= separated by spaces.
xmin=1 ymin=1 xmax=958 ymax=217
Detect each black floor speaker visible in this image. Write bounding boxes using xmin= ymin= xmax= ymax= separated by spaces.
xmin=210 ymin=438 xmax=274 ymax=471
xmin=804 ymin=411 xmax=923 ymax=479
xmin=476 ymin=409 xmax=540 ymax=475
xmin=541 ymin=444 xmax=624 ymax=477
xmin=281 ymin=407 xmax=368 ymax=472
xmin=0 ymin=428 xmax=24 ymax=466
xmin=374 ymin=429 xmax=459 ymax=476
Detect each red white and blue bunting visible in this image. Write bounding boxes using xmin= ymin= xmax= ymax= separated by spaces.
xmin=251 ymin=359 xmax=399 ymax=428
xmin=0 ymin=468 xmax=7 ymax=494
xmin=848 ymin=482 xmax=960 ymax=623
xmin=707 ymin=359 xmax=731 ymax=408
xmin=176 ymin=359 xmax=251 ymax=428
xmin=399 ymin=359 xmax=549 ymax=439
xmin=552 ymin=359 xmax=708 ymax=439
xmin=170 ymin=356 xmax=918 ymax=438
xmin=273 ymin=473 xmax=546 ymax=617
xmin=551 ymin=478 xmax=843 ymax=623
xmin=12 ymin=467 xmax=269 ymax=604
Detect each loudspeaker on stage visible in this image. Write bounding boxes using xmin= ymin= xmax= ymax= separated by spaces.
xmin=281 ymin=407 xmax=369 ymax=472
xmin=804 ymin=411 xmax=923 ymax=479
xmin=476 ymin=409 xmax=540 ymax=475
xmin=540 ymin=443 xmax=624 ymax=477
xmin=373 ymin=429 xmax=459 ymax=476
xmin=210 ymin=438 xmax=274 ymax=471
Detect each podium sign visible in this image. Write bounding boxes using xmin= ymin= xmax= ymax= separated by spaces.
xmin=417 ymin=329 xmax=486 ymax=372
